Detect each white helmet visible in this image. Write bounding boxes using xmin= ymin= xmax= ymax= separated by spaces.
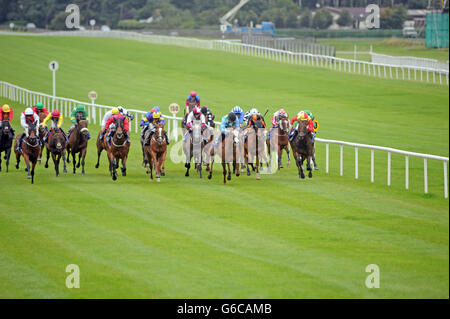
xmin=24 ymin=108 xmax=33 ymax=116
xmin=250 ymin=108 xmax=259 ymax=115
xmin=117 ymin=106 xmax=124 ymax=113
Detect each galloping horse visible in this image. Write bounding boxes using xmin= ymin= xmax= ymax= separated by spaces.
xmin=144 ymin=122 xmax=167 ymax=182
xmin=183 ymin=122 xmax=206 ymax=178
xmin=0 ymin=121 xmax=14 ymax=172
xmin=243 ymin=121 xmax=270 ymax=179
xmin=37 ymin=112 xmax=48 ymax=163
xmin=14 ymin=122 xmax=40 ymax=183
xmin=45 ymin=128 xmax=67 ymax=177
xmin=95 ymin=129 xmax=107 ymax=169
xmin=267 ymin=115 xmax=291 ymax=170
xmin=290 ymin=120 xmax=315 ymax=179
xmin=208 ymin=128 xmax=241 ymax=184
xmin=103 ymin=117 xmax=130 ymax=181
xmin=66 ymin=119 xmax=89 ymax=175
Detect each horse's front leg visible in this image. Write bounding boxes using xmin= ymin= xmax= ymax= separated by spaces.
xmin=95 ymin=148 xmax=102 ymax=169
xmin=222 ymin=161 xmax=227 ymax=184
xmin=307 ymin=156 xmax=313 ymax=178
xmin=151 ymin=152 xmax=160 ymax=182
xmin=81 ymin=148 xmax=87 ymax=175
xmin=23 ymin=154 xmax=31 ymax=179
xmin=5 ymin=147 xmax=11 ymax=172
xmin=77 ymin=152 xmax=81 ymax=168
xmin=208 ymin=153 xmax=214 ymax=180
xmin=185 ymin=154 xmax=191 ymax=177
xmin=62 ymin=151 xmax=67 ymax=174
xmin=255 ymin=154 xmax=260 ymax=180
xmin=160 ymin=150 xmax=167 ymax=177
xmin=72 ymin=152 xmax=77 ymax=174
xmin=286 ymin=146 xmax=291 ymax=168
xmin=121 ymin=156 xmax=127 ymax=177
xmin=227 ymin=163 xmax=232 ymax=181
xmin=299 ymin=156 xmax=305 ymax=179
xmin=31 ymin=160 xmax=37 ymax=184
xmin=52 ymin=153 xmax=59 ymax=177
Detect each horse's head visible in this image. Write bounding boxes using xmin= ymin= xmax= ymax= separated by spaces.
xmin=192 ymin=121 xmax=203 ymax=145
xmin=1 ymin=121 xmax=11 ymax=136
xmin=52 ymin=129 xmax=65 ymax=151
xmin=279 ymin=117 xmax=290 ymax=135
xmin=27 ymin=122 xmax=38 ymax=144
xmin=115 ymin=117 xmax=124 ymax=140
xmin=154 ymin=122 xmax=165 ymax=145
xmin=297 ymin=120 xmax=309 ymax=139
xmin=78 ymin=120 xmax=89 ymax=139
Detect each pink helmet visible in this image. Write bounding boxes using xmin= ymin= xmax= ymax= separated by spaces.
xmin=279 ymin=109 xmax=286 ymax=115
xmin=190 ymin=91 xmax=197 ymax=97
xmin=193 ymin=106 xmax=201 ymax=115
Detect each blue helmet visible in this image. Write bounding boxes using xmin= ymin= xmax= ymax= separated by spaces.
xmin=232 ymin=106 xmax=243 ymax=115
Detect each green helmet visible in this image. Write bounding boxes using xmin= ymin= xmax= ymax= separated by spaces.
xmin=76 ymin=104 xmax=85 ymax=112
xmin=36 ymin=102 xmax=44 ymax=110
xmin=304 ymin=110 xmax=314 ymax=120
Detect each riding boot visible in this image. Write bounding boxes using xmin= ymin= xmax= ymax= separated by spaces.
xmin=288 ymin=130 xmax=297 ymax=142
xmin=146 ymin=132 xmax=154 ymax=146
xmin=16 ymin=133 xmax=25 ymax=151
xmin=164 ymin=132 xmax=170 ymax=145
xmin=311 ymin=132 xmax=316 ymax=143
xmin=125 ymin=132 xmax=130 ymax=143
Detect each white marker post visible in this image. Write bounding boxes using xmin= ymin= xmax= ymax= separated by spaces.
xmin=88 ymin=91 xmax=98 ymax=124
xmin=49 ymin=61 xmax=59 ymax=111
xmin=89 ymin=19 xmax=96 ymax=31
xmin=169 ymin=103 xmax=180 ymax=142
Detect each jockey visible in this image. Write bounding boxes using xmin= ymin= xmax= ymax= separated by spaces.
xmin=289 ymin=111 xmax=314 ymax=142
xmin=303 ymin=109 xmax=319 ymax=134
xmin=68 ymin=104 xmax=90 ymax=139
xmin=185 ymin=91 xmax=200 ymax=114
xmin=183 ymin=107 xmax=206 ymax=142
xmin=201 ymin=106 xmax=215 ymax=128
xmin=32 ymin=102 xmax=49 ymax=116
xmin=0 ymin=105 xmax=15 ymax=134
xmin=104 ymin=110 xmax=130 ymax=146
xmin=243 ymin=108 xmax=266 ymax=126
xmin=42 ymin=110 xmax=67 ymax=143
xmin=231 ymin=106 xmax=245 ymax=126
xmin=140 ymin=106 xmax=160 ymax=140
xmin=100 ymin=106 xmax=132 ymax=142
xmin=268 ymin=109 xmax=288 ymax=141
xmin=246 ymin=110 xmax=266 ymax=129
xmin=144 ymin=111 xmax=169 ymax=145
xmin=16 ymin=108 xmax=40 ymax=151
xmin=212 ymin=112 xmax=239 ymax=147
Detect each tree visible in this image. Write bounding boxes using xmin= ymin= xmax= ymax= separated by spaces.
xmin=312 ymin=8 xmax=333 ymax=29
xmin=299 ymin=9 xmax=312 ymax=28
xmin=49 ymin=11 xmax=68 ymax=30
xmin=337 ymin=9 xmax=353 ymax=27
xmin=381 ymin=4 xmax=407 ymax=29
xmin=285 ymin=10 xmax=298 ymax=28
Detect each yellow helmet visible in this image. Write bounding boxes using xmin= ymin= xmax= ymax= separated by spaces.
xmin=112 ymin=108 xmax=119 ymax=115
xmin=153 ymin=112 xmax=161 ymax=120
xmin=298 ymin=111 xmax=309 ymax=122
xmin=2 ymin=104 xmax=11 ymax=113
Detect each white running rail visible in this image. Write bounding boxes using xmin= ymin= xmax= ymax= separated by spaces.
xmin=1 ymin=80 xmax=448 ymax=198
xmin=1 ymin=30 xmax=448 ymax=85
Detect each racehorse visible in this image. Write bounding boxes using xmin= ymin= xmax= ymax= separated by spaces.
xmin=243 ymin=121 xmax=270 ymax=179
xmin=202 ymin=126 xmax=215 ymax=172
xmin=183 ymin=122 xmax=205 ymax=178
xmin=66 ymin=119 xmax=89 ymax=175
xmin=45 ymin=128 xmax=67 ymax=177
xmin=103 ymin=117 xmax=130 ymax=181
xmin=37 ymin=112 xmax=48 ymax=163
xmin=95 ymin=129 xmax=106 ymax=169
xmin=14 ymin=122 xmax=40 ymax=184
xmin=207 ymin=128 xmax=241 ymax=184
xmin=0 ymin=121 xmax=14 ymax=172
xmin=182 ymin=102 xmax=197 ymax=130
xmin=289 ymin=120 xmax=315 ymax=179
xmin=267 ymin=116 xmax=291 ymax=170
xmin=144 ymin=122 xmax=167 ymax=182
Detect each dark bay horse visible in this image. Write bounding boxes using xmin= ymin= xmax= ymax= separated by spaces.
xmin=243 ymin=122 xmax=270 ymax=179
xmin=66 ymin=120 xmax=89 ymax=175
xmin=0 ymin=120 xmax=14 ymax=172
xmin=103 ymin=117 xmax=130 ymax=181
xmin=290 ymin=120 xmax=315 ymax=179
xmin=37 ymin=112 xmax=48 ymax=163
xmin=183 ymin=122 xmax=205 ymax=178
xmin=95 ymin=129 xmax=106 ymax=169
xmin=144 ymin=122 xmax=167 ymax=182
xmin=14 ymin=122 xmax=40 ymax=184
xmin=45 ymin=128 xmax=67 ymax=176
xmin=267 ymin=116 xmax=291 ymax=170
xmin=208 ymin=128 xmax=241 ymax=184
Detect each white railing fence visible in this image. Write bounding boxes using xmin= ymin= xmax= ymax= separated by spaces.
xmin=1 ymin=30 xmax=448 ymax=85
xmin=0 ymin=80 xmax=448 ymax=198
xmin=371 ymin=52 xmax=449 ymax=72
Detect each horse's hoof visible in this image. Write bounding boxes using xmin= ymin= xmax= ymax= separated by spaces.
xmin=15 ymin=165 xmax=19 ymax=170
xmin=27 ymin=175 xmax=31 ymax=179
xmin=45 ymin=164 xmax=48 ymax=168
xmin=185 ymin=173 xmax=189 ymax=177
xmin=156 ymin=178 xmax=160 ymax=183
xmin=227 ymin=176 xmax=231 ymax=181
xmin=308 ymin=172 xmax=312 ymax=178
xmin=95 ymin=164 xmax=99 ymax=169
xmin=314 ymin=166 xmax=319 ymax=171
xmin=208 ymin=175 xmax=212 ymax=180
xmin=63 ymin=169 xmax=67 ymax=174
xmin=236 ymin=173 xmax=240 ymax=177
xmin=256 ymin=173 xmax=260 ymax=180
xmin=301 ymin=175 xmax=305 ymax=179
xmin=122 ymin=172 xmax=126 ymax=177
xmin=112 ymin=174 xmax=117 ymax=181
xmin=161 ymin=172 xmax=165 ymax=177
xmin=247 ymin=171 xmax=251 ymax=176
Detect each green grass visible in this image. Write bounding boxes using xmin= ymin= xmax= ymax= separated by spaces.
xmin=0 ymin=35 xmax=448 ymax=298
xmin=318 ymin=37 xmax=449 ymax=62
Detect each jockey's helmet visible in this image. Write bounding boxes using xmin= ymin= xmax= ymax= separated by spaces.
xmin=52 ymin=110 xmax=60 ymax=118
xmin=232 ymin=106 xmax=243 ymax=115
xmin=228 ymin=112 xmax=236 ymax=123
xmin=112 ymin=108 xmax=119 ymax=115
xmin=76 ymin=105 xmax=85 ymax=112
xmin=190 ymin=91 xmax=197 ymax=97
xmin=250 ymin=108 xmax=258 ymax=115
xmin=2 ymin=104 xmax=11 ymax=113
xmin=201 ymin=106 xmax=208 ymax=115
xmin=24 ymin=108 xmax=33 ymax=116
xmin=153 ymin=112 xmax=161 ymax=120
xmin=36 ymin=102 xmax=44 ymax=110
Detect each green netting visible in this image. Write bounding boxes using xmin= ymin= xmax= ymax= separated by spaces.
xmin=425 ymin=13 xmax=449 ymax=48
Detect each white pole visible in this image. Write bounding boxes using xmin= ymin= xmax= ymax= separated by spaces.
xmin=371 ymin=149 xmax=374 ymax=183
xmin=52 ymin=70 xmax=56 ymax=110
xmin=424 ymin=158 xmax=428 ymax=194
xmin=405 ymin=156 xmax=409 ymax=190
xmin=387 ymin=152 xmax=391 ymax=186
xmin=91 ymin=99 xmax=95 ymax=124
xmin=340 ymin=144 xmax=343 ymax=176
xmin=355 ymin=147 xmax=358 ymax=179
xmin=444 ymin=161 xmax=448 ymax=199
xmin=172 ymin=113 xmax=178 ymax=142
xmin=326 ymin=143 xmax=329 ymax=174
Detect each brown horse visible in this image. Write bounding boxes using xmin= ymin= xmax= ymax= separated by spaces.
xmin=208 ymin=128 xmax=241 ymax=184
xmin=95 ymin=129 xmax=106 ymax=169
xmin=243 ymin=124 xmax=270 ymax=179
xmin=14 ymin=122 xmax=40 ymax=184
xmin=37 ymin=112 xmax=48 ymax=163
xmin=0 ymin=120 xmax=14 ymax=173
xmin=45 ymin=128 xmax=67 ymax=177
xmin=289 ymin=120 xmax=315 ymax=179
xmin=183 ymin=121 xmax=206 ymax=178
xmin=103 ymin=117 xmax=130 ymax=181
xmin=267 ymin=116 xmax=291 ymax=170
xmin=66 ymin=120 xmax=89 ymax=175
xmin=144 ymin=122 xmax=167 ymax=182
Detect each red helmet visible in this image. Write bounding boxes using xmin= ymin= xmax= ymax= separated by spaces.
xmin=190 ymin=91 xmax=197 ymax=97
xmin=52 ymin=110 xmax=60 ymax=117
xmin=193 ymin=106 xmax=201 ymax=115
xmin=279 ymin=109 xmax=286 ymax=115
